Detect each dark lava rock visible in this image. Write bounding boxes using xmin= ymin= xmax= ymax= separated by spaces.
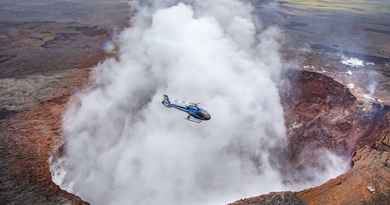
xmin=0 ymin=22 xmax=109 ymax=78
xmin=0 ymin=109 xmax=16 ymax=120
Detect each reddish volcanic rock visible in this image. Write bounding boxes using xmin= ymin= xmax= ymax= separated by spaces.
xmin=0 ymin=68 xmax=91 ymax=204
xmin=296 ymin=127 xmax=390 ymax=205
xmin=276 ymin=70 xmax=388 ymax=184
xmin=230 ymin=130 xmax=390 ymax=205
xmin=281 ymin=70 xmax=386 ymax=153
xmin=230 ymin=70 xmax=390 ymax=205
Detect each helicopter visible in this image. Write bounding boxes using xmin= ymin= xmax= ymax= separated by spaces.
xmin=161 ymin=95 xmax=211 ymax=123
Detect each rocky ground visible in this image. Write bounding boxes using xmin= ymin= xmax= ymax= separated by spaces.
xmin=1 ymin=1 xmax=390 ymax=205
xmin=0 ymin=39 xmax=93 ymax=205
xmin=0 ymin=99 xmax=86 ymax=204
xmin=0 ymin=1 xmax=127 ymax=204
xmin=231 ymin=124 xmax=390 ymax=205
xmin=230 ymin=70 xmax=390 ymax=205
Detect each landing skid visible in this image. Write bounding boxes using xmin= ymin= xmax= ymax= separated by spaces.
xmin=186 ymin=115 xmax=202 ymax=123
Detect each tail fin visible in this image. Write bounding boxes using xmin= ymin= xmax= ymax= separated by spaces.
xmin=161 ymin=94 xmax=172 ymax=107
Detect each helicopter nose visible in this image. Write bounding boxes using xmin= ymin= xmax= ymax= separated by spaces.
xmin=204 ymin=113 xmax=211 ymax=120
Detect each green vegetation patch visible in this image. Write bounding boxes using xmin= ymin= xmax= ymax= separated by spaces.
xmin=282 ymin=0 xmax=390 ymax=15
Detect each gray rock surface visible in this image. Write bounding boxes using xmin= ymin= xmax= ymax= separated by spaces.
xmin=230 ymin=192 xmax=306 ymax=205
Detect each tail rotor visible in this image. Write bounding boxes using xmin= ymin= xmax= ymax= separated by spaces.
xmin=161 ymin=94 xmax=171 ymax=107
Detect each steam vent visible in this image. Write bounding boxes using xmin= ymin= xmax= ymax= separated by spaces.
xmin=1 ymin=1 xmax=389 ymax=205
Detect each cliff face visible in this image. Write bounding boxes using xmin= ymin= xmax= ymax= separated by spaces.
xmin=282 ymin=70 xmax=387 ymax=154
xmin=230 ymin=131 xmax=390 ymax=205
xmin=230 ymin=70 xmax=390 ymax=205
xmin=297 ymin=129 xmax=390 ymax=205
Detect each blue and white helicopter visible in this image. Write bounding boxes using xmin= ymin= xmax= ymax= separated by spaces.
xmin=161 ymin=95 xmax=211 ymax=123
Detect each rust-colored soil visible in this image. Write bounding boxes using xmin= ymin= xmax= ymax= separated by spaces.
xmin=230 ymin=70 xmax=390 ymax=205
xmin=297 ymin=127 xmax=390 ymax=205
xmin=0 ymin=67 xmax=92 ymax=204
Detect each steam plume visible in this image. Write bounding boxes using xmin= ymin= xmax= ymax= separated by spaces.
xmin=51 ymin=1 xmax=347 ymax=204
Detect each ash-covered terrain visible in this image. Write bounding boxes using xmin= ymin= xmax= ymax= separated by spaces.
xmin=1 ymin=1 xmax=390 ymax=205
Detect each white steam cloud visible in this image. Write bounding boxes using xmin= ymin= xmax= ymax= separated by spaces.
xmin=51 ymin=0 xmax=347 ymax=204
